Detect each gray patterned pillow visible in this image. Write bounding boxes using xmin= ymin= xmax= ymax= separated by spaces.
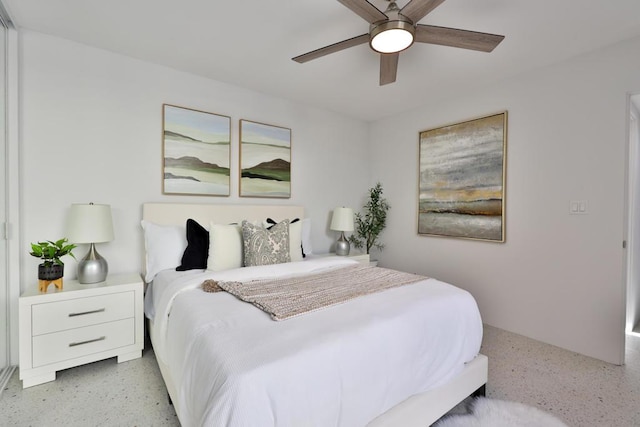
xmin=242 ymin=219 xmax=291 ymax=267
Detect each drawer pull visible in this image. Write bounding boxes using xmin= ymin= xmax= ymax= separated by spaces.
xmin=69 ymin=336 xmax=106 ymax=347
xmin=68 ymin=308 xmax=105 ymax=317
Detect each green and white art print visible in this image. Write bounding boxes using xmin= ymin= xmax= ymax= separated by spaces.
xmin=162 ymin=104 xmax=231 ymax=196
xmin=240 ymin=119 xmax=291 ymax=198
xmin=418 ymin=112 xmax=507 ymax=242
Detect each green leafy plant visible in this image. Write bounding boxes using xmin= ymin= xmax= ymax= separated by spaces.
xmin=348 ymin=182 xmax=390 ymax=255
xmin=29 ymin=238 xmax=77 ymax=267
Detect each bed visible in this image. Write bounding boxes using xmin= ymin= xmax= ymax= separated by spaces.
xmin=142 ymin=203 xmax=487 ymax=426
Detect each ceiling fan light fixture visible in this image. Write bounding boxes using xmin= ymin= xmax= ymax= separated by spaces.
xmin=370 ymin=20 xmax=415 ymax=54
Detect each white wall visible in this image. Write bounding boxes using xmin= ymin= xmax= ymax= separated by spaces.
xmin=370 ymin=35 xmax=640 ymax=364
xmin=16 ymin=30 xmax=370 ymax=360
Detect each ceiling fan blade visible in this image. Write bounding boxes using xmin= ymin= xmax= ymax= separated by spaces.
xmin=337 ymin=0 xmax=388 ymax=24
xmin=380 ymin=53 xmax=399 ymax=86
xmin=415 ymin=25 xmax=505 ymax=52
xmin=400 ymin=0 xmax=446 ymax=23
xmin=292 ymin=34 xmax=369 ymax=63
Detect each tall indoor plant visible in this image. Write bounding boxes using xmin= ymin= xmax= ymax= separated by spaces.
xmin=349 ymin=182 xmax=390 ymax=255
xmin=30 ymin=238 xmax=76 ymax=281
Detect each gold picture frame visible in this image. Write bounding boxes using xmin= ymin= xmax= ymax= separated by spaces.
xmin=239 ymin=119 xmax=291 ymax=198
xmin=418 ymin=111 xmax=507 ymax=242
xmin=162 ymin=104 xmax=231 ymax=196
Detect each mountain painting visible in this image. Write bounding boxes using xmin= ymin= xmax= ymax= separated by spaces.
xmin=418 ymin=112 xmax=507 ymax=242
xmin=240 ymin=119 xmax=291 ymax=198
xmin=163 ymin=104 xmax=231 ymax=196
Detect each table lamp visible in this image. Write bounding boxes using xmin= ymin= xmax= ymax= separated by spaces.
xmin=330 ymin=207 xmax=354 ymax=256
xmin=67 ymin=203 xmax=114 ymax=284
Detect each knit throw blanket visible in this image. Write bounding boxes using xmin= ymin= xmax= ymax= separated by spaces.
xmin=202 ymin=264 xmax=427 ymax=321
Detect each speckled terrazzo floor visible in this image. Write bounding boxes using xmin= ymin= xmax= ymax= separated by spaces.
xmin=0 ymin=336 xmax=180 ymax=426
xmin=1 ymin=326 xmax=639 ymax=426
xmin=480 ymin=326 xmax=640 ymax=426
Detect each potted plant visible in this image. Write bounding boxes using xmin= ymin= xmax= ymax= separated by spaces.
xmin=30 ymin=238 xmax=77 ymax=282
xmin=349 ymin=182 xmax=390 ymax=256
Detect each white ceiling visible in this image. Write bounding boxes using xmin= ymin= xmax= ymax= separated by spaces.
xmin=5 ymin=0 xmax=640 ymax=121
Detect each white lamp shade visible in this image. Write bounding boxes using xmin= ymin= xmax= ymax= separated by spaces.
xmin=330 ymin=207 xmax=354 ymax=232
xmin=67 ymin=203 xmax=114 ymax=244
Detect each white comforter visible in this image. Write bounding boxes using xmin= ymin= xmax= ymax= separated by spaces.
xmin=148 ymin=257 xmax=483 ymax=427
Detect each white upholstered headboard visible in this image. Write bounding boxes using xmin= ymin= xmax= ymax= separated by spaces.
xmin=140 ymin=203 xmax=306 ymax=282
xmin=142 ymin=203 xmax=305 ymax=226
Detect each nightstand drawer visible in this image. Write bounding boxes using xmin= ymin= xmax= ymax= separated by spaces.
xmin=32 ymin=291 xmax=134 ymax=335
xmin=32 ymin=318 xmax=135 ymax=367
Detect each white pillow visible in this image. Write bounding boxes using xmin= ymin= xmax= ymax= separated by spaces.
xmin=301 ymin=218 xmax=313 ymax=256
xmin=288 ymin=220 xmax=303 ymax=262
xmin=207 ymin=223 xmax=243 ymax=271
xmin=141 ymin=220 xmax=187 ymax=283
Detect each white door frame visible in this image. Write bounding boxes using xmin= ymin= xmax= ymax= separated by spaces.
xmin=0 ymin=3 xmax=16 ymax=388
xmin=625 ymin=92 xmax=640 ymax=346
xmin=6 ymin=23 xmax=18 ymax=367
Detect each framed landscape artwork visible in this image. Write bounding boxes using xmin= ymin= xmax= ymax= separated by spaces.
xmin=239 ymin=119 xmax=291 ymax=198
xmin=418 ymin=111 xmax=507 ymax=242
xmin=162 ymin=104 xmax=231 ymax=196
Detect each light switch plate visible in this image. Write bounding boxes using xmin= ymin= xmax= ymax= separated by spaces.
xmin=570 ymin=200 xmax=588 ymax=215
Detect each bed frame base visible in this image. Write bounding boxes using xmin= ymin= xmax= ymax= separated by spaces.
xmin=368 ymin=354 xmax=488 ymax=426
xmin=472 ymin=384 xmax=486 ymax=398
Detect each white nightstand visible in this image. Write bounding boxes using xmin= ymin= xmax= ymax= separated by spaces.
xmin=345 ymin=253 xmax=370 ymax=264
xmin=19 ymin=273 xmax=144 ymax=388
xmin=316 ymin=253 xmax=370 ymax=264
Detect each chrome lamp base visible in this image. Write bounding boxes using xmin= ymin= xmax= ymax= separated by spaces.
xmin=335 ymin=231 xmax=350 ymax=256
xmin=77 ymin=243 xmax=108 ymax=284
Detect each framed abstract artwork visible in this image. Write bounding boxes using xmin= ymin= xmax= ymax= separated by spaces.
xmin=162 ymin=104 xmax=231 ymax=196
xmin=418 ymin=111 xmax=507 ymax=242
xmin=239 ymin=119 xmax=291 ymax=198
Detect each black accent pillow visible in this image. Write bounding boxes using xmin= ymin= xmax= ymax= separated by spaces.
xmin=176 ymin=219 xmax=209 ymax=271
xmin=266 ymin=217 xmax=305 ymax=258
xmin=266 ymin=217 xmax=300 ymax=228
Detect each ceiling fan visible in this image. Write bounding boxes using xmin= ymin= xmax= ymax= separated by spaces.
xmin=292 ymin=0 xmax=505 ymax=86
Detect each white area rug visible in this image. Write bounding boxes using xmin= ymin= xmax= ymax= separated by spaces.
xmin=435 ymin=397 xmax=568 ymax=427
